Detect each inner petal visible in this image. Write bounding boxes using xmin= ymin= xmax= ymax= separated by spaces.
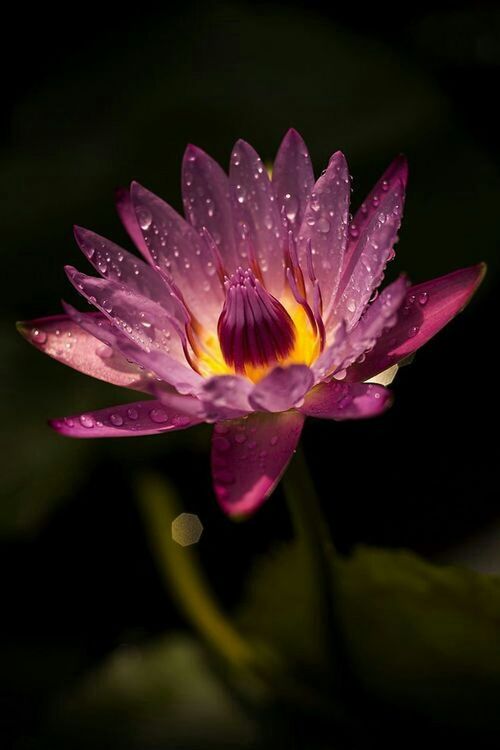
xmin=217 ymin=268 xmax=296 ymax=376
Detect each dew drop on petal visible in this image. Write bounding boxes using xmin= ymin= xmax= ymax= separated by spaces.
xmin=110 ymin=413 xmax=124 ymax=426
xmin=31 ymin=329 xmax=47 ymax=344
xmin=418 ymin=292 xmax=429 ymax=306
xmin=79 ymin=414 xmax=95 ymax=429
xmin=149 ymin=408 xmax=169 ymax=424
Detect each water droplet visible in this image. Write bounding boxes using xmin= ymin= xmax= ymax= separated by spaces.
xmin=31 ymin=329 xmax=47 ymax=344
xmin=347 ymin=300 xmax=356 ymax=314
xmin=234 ymin=433 xmax=247 ymax=444
xmin=418 ymin=292 xmax=429 ymax=306
xmin=110 ymin=413 xmax=124 ymax=426
xmin=316 ymin=217 xmax=330 ymax=234
xmin=79 ymin=414 xmax=95 ymax=428
xmin=408 ymin=326 xmax=419 ymax=338
xmin=127 ymin=408 xmax=139 ymax=420
xmin=149 ymin=408 xmax=169 ymax=424
xmin=270 ymin=435 xmax=278 ymax=446
xmin=214 ymin=436 xmax=231 ymax=452
xmin=137 ymin=208 xmax=152 ymax=231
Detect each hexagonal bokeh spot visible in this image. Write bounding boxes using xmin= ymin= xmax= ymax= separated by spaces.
xmin=171 ymin=513 xmax=203 ymax=546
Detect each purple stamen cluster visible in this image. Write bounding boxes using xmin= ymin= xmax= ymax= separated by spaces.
xmin=217 ymin=267 xmax=295 ymax=372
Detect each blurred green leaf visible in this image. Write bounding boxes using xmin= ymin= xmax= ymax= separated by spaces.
xmin=47 ymin=634 xmax=258 ymax=750
xmin=239 ymin=541 xmax=500 ymax=730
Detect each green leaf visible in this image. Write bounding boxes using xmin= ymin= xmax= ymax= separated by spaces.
xmin=239 ymin=542 xmax=500 ymax=730
xmin=47 ymin=634 xmax=258 ymax=750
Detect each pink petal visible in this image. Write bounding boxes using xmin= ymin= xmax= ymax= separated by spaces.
xmin=299 ymin=381 xmax=392 ymax=420
xmin=115 ymin=186 xmax=151 ymax=260
xmin=333 ymin=178 xmax=405 ymax=330
xmin=211 ymin=410 xmax=304 ymax=517
xmin=272 ymin=129 xmax=314 ymax=235
xmin=65 ymin=267 xmax=203 ymax=394
xmin=65 ymin=266 xmax=184 ymax=359
xmin=346 ymin=264 xmax=486 ymax=383
xmin=314 ymin=276 xmax=408 ymax=380
xmin=17 ymin=313 xmax=148 ymax=390
xmin=50 ymin=398 xmax=204 ymax=438
xmin=297 ymin=151 xmax=350 ymax=317
xmin=130 ymin=182 xmax=223 ymax=328
xmin=182 ymin=144 xmax=242 ymax=271
xmin=200 ymin=374 xmax=253 ymax=421
xmin=343 ymin=155 xmax=408 ymax=273
xmin=74 ymin=226 xmax=172 ymax=310
xmin=249 ymin=364 xmax=314 ymax=412
xmin=229 ymin=139 xmax=285 ymax=298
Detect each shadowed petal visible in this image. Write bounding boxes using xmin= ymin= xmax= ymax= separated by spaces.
xmin=74 ymin=226 xmax=173 ymax=310
xmin=182 ymin=144 xmax=242 ymax=271
xmin=299 ymin=381 xmax=392 ymax=420
xmin=343 ymin=155 xmax=408 ymax=273
xmin=334 ymin=178 xmax=405 ymax=330
xmin=230 ymin=139 xmax=285 ymax=297
xmin=115 ymin=186 xmax=151 ymax=260
xmin=17 ymin=313 xmax=148 ymax=390
xmin=298 ymin=151 xmax=350 ymax=316
xmin=50 ymin=398 xmax=204 ymax=438
xmin=211 ymin=411 xmax=304 ymax=517
xmin=314 ymin=275 xmax=408 ymax=380
xmin=200 ymin=375 xmax=253 ymax=421
xmin=131 ymin=182 xmax=223 ymax=328
xmin=346 ymin=264 xmax=486 ymax=383
xmin=273 ymin=129 xmax=314 ymax=235
xmin=249 ymin=364 xmax=314 ymax=412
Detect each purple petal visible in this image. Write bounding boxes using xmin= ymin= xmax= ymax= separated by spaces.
xmin=343 ymin=155 xmax=408 ymax=273
xmin=130 ymin=182 xmax=223 ymax=328
xmin=314 ymin=275 xmax=408 ymax=380
xmin=299 ymin=381 xmax=392 ymax=420
xmin=65 ymin=267 xmax=203 ymax=394
xmin=346 ymin=264 xmax=486 ymax=383
xmin=74 ymin=226 xmax=173 ymax=310
xmin=65 ymin=266 xmax=184 ymax=359
xmin=211 ymin=410 xmax=304 ymax=517
xmin=200 ymin=375 xmax=253 ymax=421
xmin=17 ymin=313 xmax=148 ymax=390
xmin=333 ymin=178 xmax=405 ymax=330
xmin=182 ymin=144 xmax=242 ymax=271
xmin=115 ymin=186 xmax=151 ymax=260
xmin=50 ymin=398 xmax=203 ymax=438
xmin=249 ymin=364 xmax=314 ymax=412
xmin=273 ymin=129 xmax=314 ymax=235
xmin=229 ymin=139 xmax=285 ymax=298
xmin=297 ymin=151 xmax=350 ymax=316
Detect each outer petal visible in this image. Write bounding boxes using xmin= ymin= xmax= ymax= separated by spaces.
xmin=249 ymin=364 xmax=314 ymax=412
xmin=346 ymin=264 xmax=486 ymax=383
xmin=199 ymin=375 xmax=253 ymax=421
xmin=17 ymin=314 xmax=148 ymax=390
xmin=182 ymin=144 xmax=242 ymax=271
xmin=211 ymin=411 xmax=304 ymax=517
xmin=131 ymin=182 xmax=223 ymax=328
xmin=65 ymin=267 xmax=203 ymax=394
xmin=272 ymin=129 xmax=314 ymax=235
xmin=343 ymin=155 xmax=408 ymax=273
xmin=297 ymin=151 xmax=350 ymax=317
xmin=115 ymin=186 xmax=151 ymax=260
xmin=334 ymin=178 xmax=405 ymax=330
xmin=299 ymin=381 xmax=392 ymax=420
xmin=230 ymin=139 xmax=285 ymax=298
xmin=50 ymin=398 xmax=204 ymax=438
xmin=74 ymin=226 xmax=173 ymax=310
xmin=314 ymin=275 xmax=408 ymax=380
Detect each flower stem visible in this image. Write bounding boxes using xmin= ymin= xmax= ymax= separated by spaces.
xmin=137 ymin=473 xmax=254 ymax=670
xmin=283 ymin=445 xmax=352 ymax=693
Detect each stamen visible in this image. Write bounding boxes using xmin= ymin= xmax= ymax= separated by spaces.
xmin=217 ymin=268 xmax=295 ymax=373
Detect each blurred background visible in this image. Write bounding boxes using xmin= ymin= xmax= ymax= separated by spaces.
xmin=2 ymin=1 xmax=500 ymax=747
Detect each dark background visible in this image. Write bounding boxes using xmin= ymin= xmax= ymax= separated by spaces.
xmin=1 ymin=2 xmax=499 ymax=747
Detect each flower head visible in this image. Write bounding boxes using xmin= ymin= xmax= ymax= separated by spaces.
xmin=18 ymin=130 xmax=485 ymax=517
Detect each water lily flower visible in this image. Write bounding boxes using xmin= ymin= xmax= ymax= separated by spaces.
xmin=18 ymin=130 xmax=485 ymax=517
